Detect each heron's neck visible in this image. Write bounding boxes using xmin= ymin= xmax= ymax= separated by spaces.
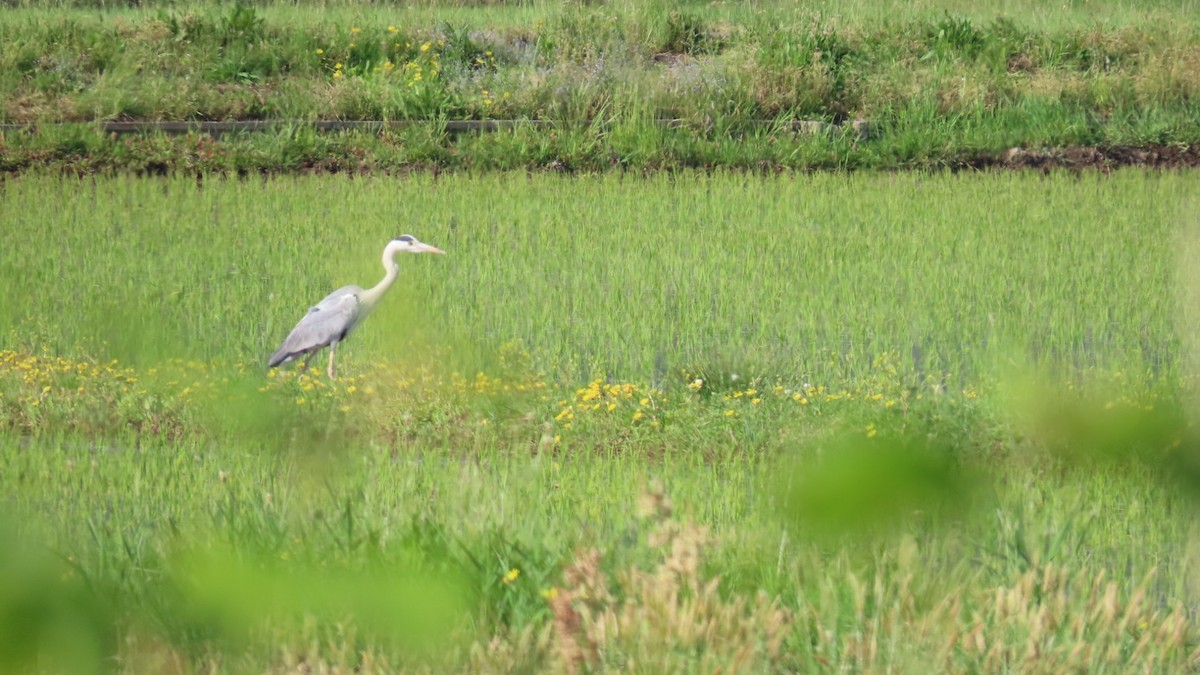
xmin=360 ymin=253 xmax=399 ymax=307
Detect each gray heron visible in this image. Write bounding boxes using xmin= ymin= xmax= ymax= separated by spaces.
xmin=268 ymin=235 xmax=445 ymax=379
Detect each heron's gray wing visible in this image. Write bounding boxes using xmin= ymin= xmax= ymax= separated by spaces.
xmin=310 ymin=285 xmax=361 ymax=313
xmin=268 ymin=286 xmax=362 ymax=366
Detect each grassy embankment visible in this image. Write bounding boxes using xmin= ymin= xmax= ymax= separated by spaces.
xmin=2 ymin=0 xmax=1200 ymax=173
xmin=2 ymin=172 xmax=1200 ymax=672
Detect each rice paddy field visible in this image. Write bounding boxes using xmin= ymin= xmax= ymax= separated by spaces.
xmin=3 ymin=169 xmax=1200 ymax=673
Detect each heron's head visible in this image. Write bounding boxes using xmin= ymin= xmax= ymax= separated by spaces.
xmin=388 ymin=234 xmax=445 ymax=256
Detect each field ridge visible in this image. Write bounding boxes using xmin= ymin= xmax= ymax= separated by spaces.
xmin=3 ymin=0 xmax=1200 ymax=173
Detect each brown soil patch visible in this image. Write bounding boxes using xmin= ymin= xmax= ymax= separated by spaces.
xmin=969 ymin=145 xmax=1200 ymax=172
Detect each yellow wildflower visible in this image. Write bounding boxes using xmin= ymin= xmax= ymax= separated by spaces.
xmin=503 ymin=568 xmax=520 ymax=584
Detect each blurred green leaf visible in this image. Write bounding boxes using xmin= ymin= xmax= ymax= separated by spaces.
xmin=774 ymin=426 xmax=980 ymax=541
xmin=167 ymin=544 xmax=469 ymax=657
xmin=0 ymin=523 xmax=113 ymax=675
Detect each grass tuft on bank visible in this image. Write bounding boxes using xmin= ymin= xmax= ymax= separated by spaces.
xmin=2 ymin=0 xmax=1199 ymax=172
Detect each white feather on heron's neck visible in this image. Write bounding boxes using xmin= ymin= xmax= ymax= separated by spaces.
xmin=359 ymin=241 xmax=403 ymax=309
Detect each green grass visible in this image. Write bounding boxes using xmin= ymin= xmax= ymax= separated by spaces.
xmin=5 ymin=0 xmax=1199 ymax=33
xmin=3 ymin=428 xmax=1196 ymax=672
xmin=1 ymin=171 xmax=1190 ymax=382
xmin=2 ymin=171 xmax=1200 ymax=672
xmin=1 ymin=0 xmax=1199 ymax=172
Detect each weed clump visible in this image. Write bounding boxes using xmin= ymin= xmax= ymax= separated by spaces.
xmin=473 ymin=481 xmax=790 ymax=674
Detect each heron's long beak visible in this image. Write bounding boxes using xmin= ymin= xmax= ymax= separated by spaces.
xmin=418 ymin=243 xmax=446 ymax=255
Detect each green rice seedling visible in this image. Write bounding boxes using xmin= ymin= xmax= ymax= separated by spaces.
xmin=3 ymin=169 xmax=1200 ymax=672
xmin=1 ymin=171 xmax=1192 ymax=386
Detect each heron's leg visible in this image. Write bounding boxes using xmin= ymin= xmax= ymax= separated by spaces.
xmin=327 ymin=341 xmax=338 ymax=380
xmin=300 ymin=351 xmax=317 ymax=374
